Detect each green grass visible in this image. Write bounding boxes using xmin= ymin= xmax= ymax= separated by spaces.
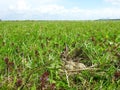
xmin=0 ymin=20 xmax=120 ymax=90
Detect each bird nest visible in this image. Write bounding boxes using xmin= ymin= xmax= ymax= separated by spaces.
xmin=60 ymin=46 xmax=98 ymax=74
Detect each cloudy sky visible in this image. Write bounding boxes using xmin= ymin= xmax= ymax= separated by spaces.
xmin=0 ymin=0 xmax=120 ymax=20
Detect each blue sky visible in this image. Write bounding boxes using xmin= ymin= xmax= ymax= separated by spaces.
xmin=0 ymin=0 xmax=120 ymax=20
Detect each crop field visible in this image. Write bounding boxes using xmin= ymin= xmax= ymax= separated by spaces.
xmin=0 ymin=21 xmax=120 ymax=90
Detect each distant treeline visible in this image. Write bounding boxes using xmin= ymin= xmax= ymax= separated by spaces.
xmin=97 ymin=19 xmax=120 ymax=21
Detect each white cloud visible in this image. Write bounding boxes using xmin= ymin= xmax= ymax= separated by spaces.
xmin=105 ymin=0 xmax=120 ymax=5
xmin=16 ymin=0 xmax=30 ymax=10
xmin=32 ymin=0 xmax=60 ymax=4
xmin=8 ymin=0 xmax=61 ymax=14
xmin=34 ymin=5 xmax=68 ymax=15
xmin=8 ymin=3 xmax=120 ymax=20
xmin=9 ymin=0 xmax=30 ymax=11
xmin=1 ymin=0 xmax=120 ymax=20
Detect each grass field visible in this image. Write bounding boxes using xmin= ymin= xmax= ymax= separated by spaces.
xmin=0 ymin=21 xmax=120 ymax=90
